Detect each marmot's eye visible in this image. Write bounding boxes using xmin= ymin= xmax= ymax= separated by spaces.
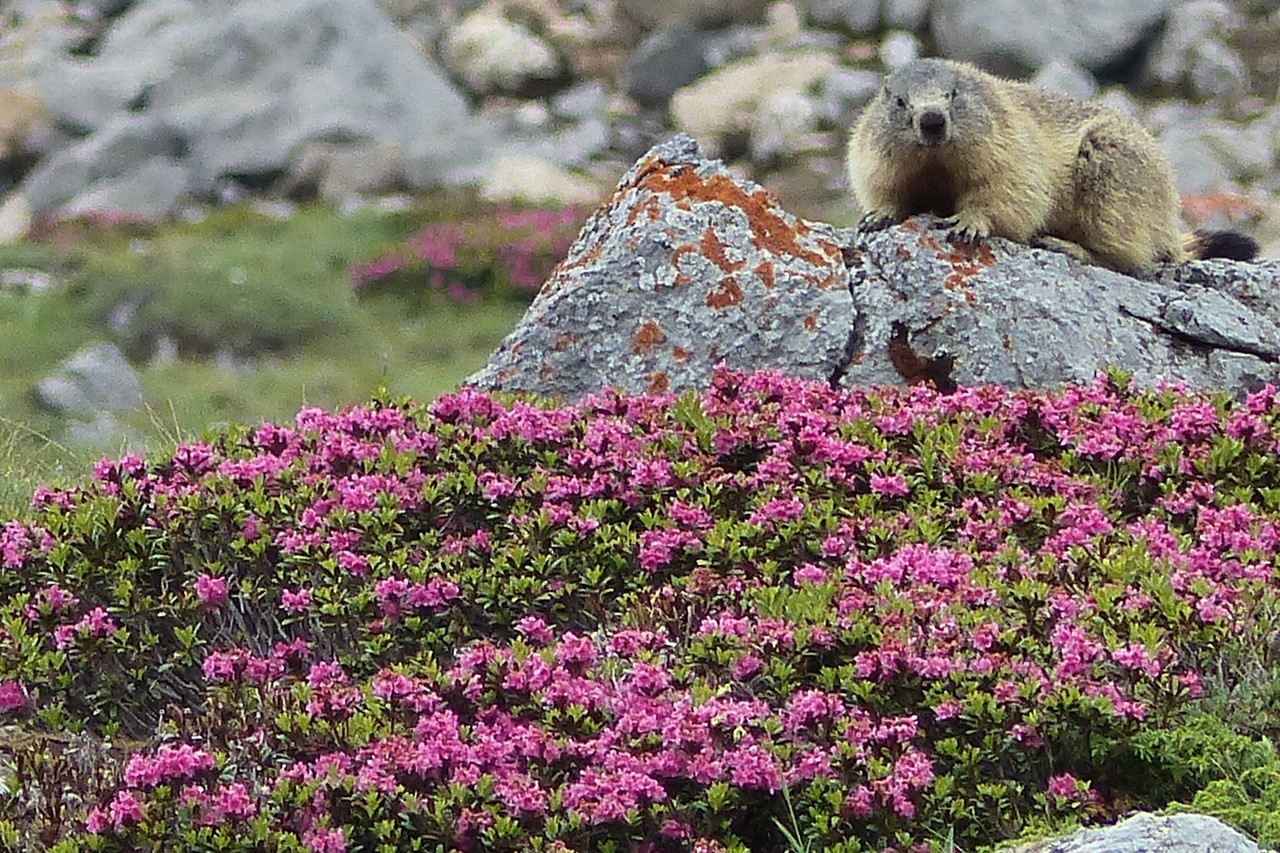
xmin=949 ymin=88 xmax=958 ymax=99
xmin=895 ymin=96 xmax=908 ymax=109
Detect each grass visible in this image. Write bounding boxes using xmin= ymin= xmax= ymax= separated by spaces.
xmin=0 ymin=197 xmax=541 ymax=513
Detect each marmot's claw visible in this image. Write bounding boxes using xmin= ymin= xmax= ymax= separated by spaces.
xmin=857 ymin=211 xmax=897 ymax=233
xmin=946 ymin=227 xmax=983 ymax=245
xmin=940 ymin=217 xmax=989 ymax=245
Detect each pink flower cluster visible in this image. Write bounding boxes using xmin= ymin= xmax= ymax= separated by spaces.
xmin=123 ymin=743 xmax=215 ymax=788
xmin=349 ymin=203 xmax=584 ymax=295
xmin=52 ymin=606 xmax=117 ymax=651
xmin=17 ymin=368 xmax=1280 ymax=850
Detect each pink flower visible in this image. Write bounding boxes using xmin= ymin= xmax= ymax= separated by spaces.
xmin=281 ymin=587 xmax=312 ymax=612
xmin=844 ymin=785 xmax=874 ymax=818
xmin=1047 ymin=772 xmax=1091 ymax=802
xmin=123 ymin=743 xmax=215 ymax=788
xmin=336 ymin=550 xmax=369 ymax=577
xmin=53 ymin=607 xmax=117 ymax=650
xmin=869 ymin=473 xmax=910 ymax=497
xmin=627 ymin=661 xmax=671 ymax=696
xmin=637 ymin=528 xmax=699 ymax=571
xmin=0 ymin=680 xmax=28 ymax=713
xmin=726 ymin=743 xmax=781 ymax=792
xmin=554 ymin=633 xmax=597 ymax=670
xmin=213 ymin=782 xmax=257 ymax=820
xmin=303 ymin=826 xmax=347 ymax=853
xmin=731 ymin=653 xmax=763 ymax=680
xmin=516 ymin=615 xmax=554 ymax=645
xmin=202 ymin=648 xmax=248 ymax=683
xmin=748 ymin=496 xmax=805 ymax=526
xmin=108 ymin=790 xmax=144 ymax=829
xmin=792 ymin=563 xmax=828 ymax=585
xmin=194 ymin=574 xmax=229 ymax=608
xmin=84 ymin=806 xmax=108 ymax=834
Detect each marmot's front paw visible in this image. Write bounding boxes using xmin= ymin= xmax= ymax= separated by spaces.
xmin=857 ymin=210 xmax=899 ymax=233
xmin=939 ymin=212 xmax=991 ymax=245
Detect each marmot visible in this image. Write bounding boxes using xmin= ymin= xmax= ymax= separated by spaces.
xmin=846 ymin=57 xmax=1257 ymax=276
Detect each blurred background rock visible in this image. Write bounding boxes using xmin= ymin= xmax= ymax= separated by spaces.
xmin=4 ymin=0 xmax=1278 ymax=224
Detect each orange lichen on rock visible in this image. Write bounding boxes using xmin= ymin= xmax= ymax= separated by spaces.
xmin=671 ymin=345 xmax=691 ymax=362
xmin=754 ymin=260 xmax=776 ymax=289
xmin=1181 ymin=191 xmax=1263 ymax=227
xmin=646 ymin=371 xmax=670 ymax=394
xmin=553 ymin=333 xmax=578 ymax=353
xmin=631 ymin=321 xmax=664 ymax=356
xmin=922 ymin=232 xmax=995 ymax=295
xmin=706 ymin=276 xmax=744 ymax=309
xmin=700 ymin=227 xmax=746 ymax=274
xmin=636 ymin=163 xmax=834 ymax=267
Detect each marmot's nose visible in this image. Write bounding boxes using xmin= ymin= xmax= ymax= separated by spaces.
xmin=918 ymin=109 xmax=947 ymax=142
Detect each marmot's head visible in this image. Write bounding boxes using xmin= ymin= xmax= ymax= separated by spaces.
xmin=871 ymin=58 xmax=992 ymax=149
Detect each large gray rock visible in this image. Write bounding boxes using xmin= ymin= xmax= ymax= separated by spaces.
xmin=60 ymin=157 xmax=191 ymax=219
xmin=669 ymin=50 xmax=838 ymax=158
xmin=616 ymin=0 xmax=771 ymax=29
xmin=1016 ymin=813 xmax=1260 ymax=853
xmin=1156 ymin=117 xmax=1273 ymax=197
xmin=932 ymin=0 xmax=1173 ymax=75
xmin=36 ymin=342 xmax=143 ymax=417
xmin=843 ymin=218 xmax=1280 ymax=391
xmin=440 ymin=6 xmax=562 ymax=96
xmin=472 ymin=135 xmax=1280 ymax=400
xmin=22 ymin=114 xmax=187 ymax=215
xmin=797 ymin=0 xmax=882 ymax=34
xmin=467 ymin=134 xmax=855 ymax=400
xmin=18 ymin=0 xmax=497 ymax=216
xmin=621 ymin=28 xmax=715 ymax=109
xmin=1145 ymin=1 xmax=1247 ymax=100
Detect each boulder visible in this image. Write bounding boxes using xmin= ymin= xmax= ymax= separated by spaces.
xmin=883 ymin=0 xmax=929 ymax=31
xmin=1145 ymin=1 xmax=1247 ymax=100
xmin=749 ymin=89 xmax=821 ymax=165
xmin=36 ymin=342 xmax=143 ymax=418
xmin=843 ymin=219 xmax=1280 ymax=392
xmin=467 ymin=134 xmax=855 ymax=399
xmin=478 ymin=152 xmax=606 ymax=205
xmin=621 ymin=28 xmax=715 ymax=109
xmin=931 ymin=0 xmax=1173 ymax=76
xmin=23 ymin=115 xmax=188 ymax=216
xmin=471 ymin=133 xmax=1280 ymax=400
xmin=18 ymin=0 xmax=498 ymax=216
xmin=440 ymin=6 xmax=562 ymax=96
xmin=60 ymin=157 xmax=190 ymax=219
xmin=1030 ymin=58 xmax=1098 ymax=101
xmin=285 ymin=141 xmax=406 ymax=202
xmin=0 ymin=88 xmax=47 ymax=160
xmin=0 ymin=192 xmax=32 ymax=243
xmin=796 ymin=0 xmax=882 ymax=34
xmin=616 ymin=0 xmax=771 ymax=30
xmin=1014 ymin=813 xmax=1260 ymax=853
xmin=669 ymin=51 xmax=838 ymax=158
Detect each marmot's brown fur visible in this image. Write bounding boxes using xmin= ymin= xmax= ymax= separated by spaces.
xmin=846 ymin=57 xmax=1257 ymax=276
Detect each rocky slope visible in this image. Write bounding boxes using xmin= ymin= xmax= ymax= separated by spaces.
xmin=0 ymin=0 xmax=1276 ymax=252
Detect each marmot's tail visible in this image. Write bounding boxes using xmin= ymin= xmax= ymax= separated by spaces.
xmin=1184 ymin=229 xmax=1259 ymax=261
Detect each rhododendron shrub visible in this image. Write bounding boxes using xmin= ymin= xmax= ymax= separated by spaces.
xmin=4 ymin=369 xmax=1280 ymax=850
xmin=349 ymin=204 xmax=586 ymax=303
